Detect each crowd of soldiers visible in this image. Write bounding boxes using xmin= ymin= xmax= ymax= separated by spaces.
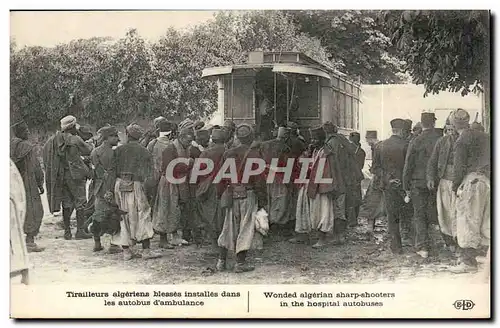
xmin=10 ymin=107 xmax=490 ymax=274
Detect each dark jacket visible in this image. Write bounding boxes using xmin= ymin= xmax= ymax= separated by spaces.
xmin=196 ymin=143 xmax=226 ymax=198
xmin=90 ymin=143 xmax=116 ymax=198
xmin=323 ymin=133 xmax=363 ymax=195
xmin=115 ymin=141 xmax=153 ymax=182
xmin=403 ymin=129 xmax=442 ymax=190
xmin=453 ymin=129 xmax=491 ymax=191
xmin=372 ymin=135 xmax=408 ymax=190
xmin=426 ymin=134 xmax=457 ymax=183
xmin=353 ymin=144 xmax=366 ymax=173
xmin=221 ymin=143 xmax=267 ymax=208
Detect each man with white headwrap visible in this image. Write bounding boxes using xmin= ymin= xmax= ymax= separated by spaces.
xmin=112 ymin=123 xmax=162 ymax=260
xmin=448 ymin=109 xmax=490 ymax=274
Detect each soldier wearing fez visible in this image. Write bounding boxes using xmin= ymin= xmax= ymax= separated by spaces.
xmin=371 ymin=119 xmax=408 ymax=254
xmin=403 ymin=112 xmax=442 ymax=259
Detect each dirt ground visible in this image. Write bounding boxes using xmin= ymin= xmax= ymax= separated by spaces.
xmin=19 ymin=210 xmax=488 ymax=286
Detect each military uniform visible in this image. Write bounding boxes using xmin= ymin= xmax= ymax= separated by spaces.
xmin=403 ymin=113 xmax=442 ymax=255
xmin=372 ymin=119 xmax=409 ymax=253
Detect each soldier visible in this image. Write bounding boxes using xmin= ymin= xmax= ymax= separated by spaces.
xmin=44 ymin=115 xmax=93 ymax=240
xmin=260 ymin=127 xmax=292 ymax=237
xmin=358 ymin=131 xmax=385 ymax=233
xmin=403 ymin=119 xmax=413 ymax=140
xmin=372 ymin=119 xmax=408 ymax=254
xmin=88 ymin=125 xmax=120 ymax=253
xmin=146 ymin=120 xmax=174 ymax=210
xmin=314 ymin=122 xmax=361 ymax=246
xmin=427 ymin=117 xmax=459 ymax=253
xmin=217 ymin=124 xmax=267 ymax=273
xmin=112 ymin=123 xmax=162 ymax=260
xmin=403 ymin=112 xmax=442 ymax=258
xmin=196 ymin=128 xmax=228 ymax=252
xmin=11 ymin=120 xmax=45 ymax=252
xmin=449 ymin=109 xmax=490 ymax=273
xmin=222 ymin=120 xmax=238 ymax=149
xmin=153 ymin=120 xmax=196 ymax=247
xmin=289 ymin=126 xmax=324 ymax=246
xmin=347 ymin=132 xmax=366 ymax=227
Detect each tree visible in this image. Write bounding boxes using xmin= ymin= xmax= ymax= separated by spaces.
xmin=287 ymin=10 xmax=407 ymax=83
xmin=383 ymin=10 xmax=490 ymax=131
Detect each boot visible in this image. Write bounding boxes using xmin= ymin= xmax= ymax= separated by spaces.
xmin=312 ymin=232 xmax=328 ymax=248
xmin=93 ymin=236 xmax=104 ymax=252
xmin=235 ymin=251 xmax=254 ymax=273
xmin=25 ymin=235 xmax=45 ymax=252
xmin=107 ymin=244 xmax=122 ymax=254
xmin=193 ymin=228 xmax=204 ymax=247
xmin=62 ymin=207 xmax=73 ymax=240
xmin=75 ymin=210 xmax=92 ymax=240
xmin=159 ymin=234 xmax=174 ymax=249
xmin=332 ymin=219 xmax=347 ymax=245
xmin=216 ymin=247 xmax=228 ymax=271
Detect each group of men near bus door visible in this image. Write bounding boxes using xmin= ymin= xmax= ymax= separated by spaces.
xmin=10 ymin=107 xmax=489 ymax=274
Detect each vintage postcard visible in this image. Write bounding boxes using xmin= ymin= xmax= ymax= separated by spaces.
xmin=9 ymin=9 xmax=491 ymax=319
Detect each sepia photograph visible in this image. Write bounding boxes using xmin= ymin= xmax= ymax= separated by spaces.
xmin=8 ymin=8 xmax=491 ymax=319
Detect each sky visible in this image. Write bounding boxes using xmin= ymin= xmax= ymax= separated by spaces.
xmin=10 ymin=11 xmax=217 ymax=47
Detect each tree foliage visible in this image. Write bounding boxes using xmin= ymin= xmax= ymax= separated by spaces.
xmin=383 ymin=10 xmax=490 ymax=97
xmin=287 ymin=10 xmax=407 ymax=84
xmin=12 ymin=10 xmax=409 ymax=135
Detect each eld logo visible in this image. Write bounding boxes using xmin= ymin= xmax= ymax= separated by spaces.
xmin=453 ymin=300 xmax=475 ymax=311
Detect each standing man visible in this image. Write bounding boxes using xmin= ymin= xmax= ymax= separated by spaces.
xmin=347 ymin=132 xmax=366 ymax=227
xmin=358 ymin=131 xmax=385 ymax=233
xmin=217 ymin=124 xmax=267 ymax=273
xmin=223 ymin=120 xmax=237 ymax=150
xmin=153 ymin=120 xmax=195 ymax=247
xmin=196 ymin=128 xmax=228 ymax=253
xmin=403 ymin=112 xmax=442 ymax=258
xmin=188 ymin=127 xmax=211 ymax=245
xmin=88 ymin=125 xmax=120 ymax=252
xmin=112 ymin=123 xmax=162 ymax=260
xmin=372 ymin=119 xmax=409 ymax=254
xmin=318 ymin=122 xmax=360 ymax=245
xmin=146 ymin=120 xmax=173 ymax=209
xmin=260 ymin=126 xmax=291 ymax=236
xmin=426 ymin=118 xmax=459 ymax=252
xmin=44 ymin=115 xmax=93 ymax=240
xmin=306 ymin=125 xmax=336 ymax=248
xmin=449 ymin=109 xmax=490 ymax=273
xmin=140 ymin=116 xmax=166 ymax=148
xmin=412 ymin=122 xmax=423 ymax=139
xmin=11 ymin=120 xmax=45 ymax=252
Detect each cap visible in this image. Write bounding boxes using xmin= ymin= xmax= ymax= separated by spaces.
xmin=390 ymin=118 xmax=406 ymax=129
xmin=126 ymin=123 xmax=145 ymax=140
xmin=158 ymin=120 xmax=173 ymax=132
xmin=100 ymin=126 xmax=119 ymax=139
xmin=211 ymin=128 xmax=228 ymax=142
xmin=61 ymin=115 xmax=78 ymax=131
xmin=413 ymin=122 xmax=423 ymax=131
xmin=195 ymin=129 xmax=210 ymax=139
xmin=421 ymin=112 xmax=437 ymax=124
xmin=235 ymin=123 xmax=254 ymax=139
xmin=365 ymin=130 xmax=377 ymax=139
xmin=153 ymin=116 xmax=166 ymax=128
